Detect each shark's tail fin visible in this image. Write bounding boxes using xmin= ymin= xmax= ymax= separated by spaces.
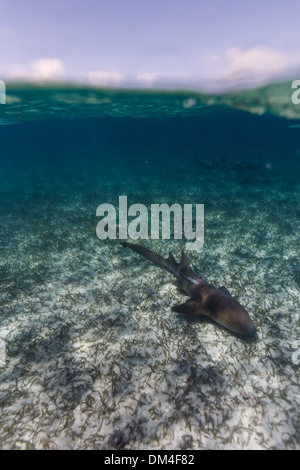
xmin=122 ymin=242 xmax=202 ymax=285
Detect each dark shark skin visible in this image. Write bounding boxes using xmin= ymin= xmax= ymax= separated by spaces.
xmin=122 ymin=242 xmax=256 ymax=336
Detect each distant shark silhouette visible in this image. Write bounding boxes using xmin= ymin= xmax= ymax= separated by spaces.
xmin=195 ymin=156 xmax=265 ymax=171
xmin=122 ymin=242 xmax=256 ymax=336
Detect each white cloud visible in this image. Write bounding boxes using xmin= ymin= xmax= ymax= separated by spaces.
xmin=198 ymin=46 xmax=300 ymax=91
xmin=88 ymin=70 xmax=122 ymax=86
xmin=30 ymin=59 xmax=65 ymax=80
xmin=222 ymin=46 xmax=293 ymax=82
xmin=8 ymin=58 xmax=65 ymax=81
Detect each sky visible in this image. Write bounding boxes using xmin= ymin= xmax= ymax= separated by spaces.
xmin=1 ymin=0 xmax=300 ymax=89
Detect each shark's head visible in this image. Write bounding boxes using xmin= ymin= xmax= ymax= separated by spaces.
xmin=215 ymin=298 xmax=256 ymax=336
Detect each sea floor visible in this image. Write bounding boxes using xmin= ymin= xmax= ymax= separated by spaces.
xmin=0 ymin=156 xmax=299 ymax=450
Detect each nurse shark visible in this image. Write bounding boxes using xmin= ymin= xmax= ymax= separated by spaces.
xmin=122 ymin=242 xmax=256 ymax=336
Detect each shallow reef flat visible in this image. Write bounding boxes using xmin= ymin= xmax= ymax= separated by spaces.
xmin=0 ymin=160 xmax=299 ymax=450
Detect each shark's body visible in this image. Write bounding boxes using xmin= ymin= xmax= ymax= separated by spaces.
xmin=122 ymin=242 xmax=256 ymax=336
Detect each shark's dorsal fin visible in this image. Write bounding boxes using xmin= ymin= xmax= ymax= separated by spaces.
xmin=180 ymin=251 xmax=190 ymax=270
xmin=168 ymin=251 xmax=177 ymax=265
xmin=122 ymin=242 xmax=202 ymax=285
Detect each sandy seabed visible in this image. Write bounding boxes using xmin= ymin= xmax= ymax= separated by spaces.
xmin=0 ymin=165 xmax=299 ymax=450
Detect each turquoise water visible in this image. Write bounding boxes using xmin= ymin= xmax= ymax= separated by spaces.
xmin=0 ymin=83 xmax=299 ymax=449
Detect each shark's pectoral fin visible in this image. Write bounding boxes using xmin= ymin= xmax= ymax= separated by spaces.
xmin=172 ymin=299 xmax=208 ymax=316
xmin=219 ymin=286 xmax=232 ymax=296
xmin=172 ymin=300 xmax=198 ymax=314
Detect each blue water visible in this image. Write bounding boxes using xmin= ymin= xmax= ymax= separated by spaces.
xmin=0 ymin=83 xmax=299 ymax=449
